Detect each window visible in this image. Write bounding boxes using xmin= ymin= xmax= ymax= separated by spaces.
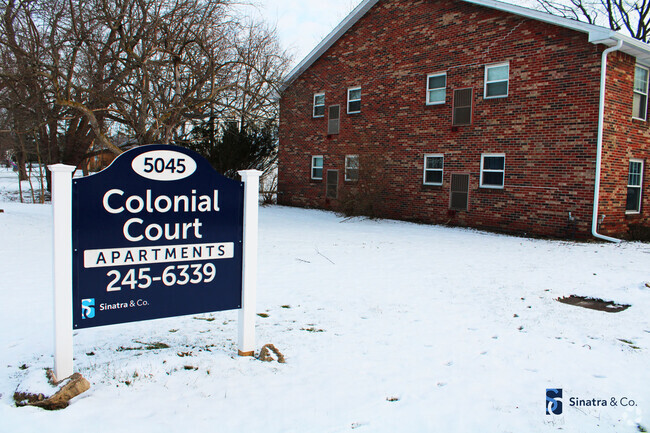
xmin=427 ymin=73 xmax=446 ymax=105
xmin=348 ymin=87 xmax=361 ymax=114
xmin=423 ymin=154 xmax=444 ymax=185
xmin=453 ymin=88 xmax=473 ymax=126
xmin=328 ymin=105 xmax=340 ymax=135
xmin=627 ymin=159 xmax=644 ymax=213
xmin=345 ymin=155 xmax=359 ymax=181
xmin=485 ymin=63 xmax=509 ymax=99
xmin=224 ymin=119 xmax=240 ymax=132
xmin=311 ymin=156 xmax=323 ymax=180
xmin=633 ymin=66 xmax=649 ymax=120
xmin=480 ymin=154 xmax=505 ymax=188
xmin=313 ymin=93 xmax=325 ymax=118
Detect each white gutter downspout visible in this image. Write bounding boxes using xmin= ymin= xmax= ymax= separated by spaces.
xmin=592 ymin=39 xmax=624 ymax=243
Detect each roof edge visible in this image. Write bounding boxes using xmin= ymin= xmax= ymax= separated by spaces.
xmin=279 ymin=0 xmax=380 ymax=93
xmin=280 ymin=0 xmax=650 ymax=93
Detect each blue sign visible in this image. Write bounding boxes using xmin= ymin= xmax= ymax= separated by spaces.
xmin=72 ymin=145 xmax=244 ymax=329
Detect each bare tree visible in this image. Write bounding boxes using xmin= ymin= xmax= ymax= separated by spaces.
xmin=0 ymin=0 xmax=290 ymax=187
xmin=179 ymin=19 xmax=291 ymax=178
xmin=536 ymin=0 xmax=650 ymax=42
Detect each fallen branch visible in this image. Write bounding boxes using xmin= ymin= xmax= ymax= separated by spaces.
xmin=315 ymin=248 xmax=335 ymax=265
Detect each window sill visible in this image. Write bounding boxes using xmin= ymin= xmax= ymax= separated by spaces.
xmin=422 ymin=183 xmax=443 ymax=189
xmin=479 ymin=185 xmax=504 ymax=190
xmin=625 ymin=211 xmax=641 ymax=216
xmin=310 ymin=178 xmax=323 ymax=183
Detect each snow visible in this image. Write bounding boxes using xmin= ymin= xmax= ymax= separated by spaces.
xmin=0 ymin=165 xmax=648 ymax=432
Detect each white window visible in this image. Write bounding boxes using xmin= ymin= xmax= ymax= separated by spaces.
xmin=313 ymin=93 xmax=325 ymax=118
xmin=485 ymin=63 xmax=509 ymax=99
xmin=480 ymin=154 xmax=505 ymax=188
xmin=633 ymin=66 xmax=649 ymax=120
xmin=423 ymin=154 xmax=444 ymax=185
xmin=311 ymin=156 xmax=323 ymax=180
xmin=348 ymin=87 xmax=361 ymax=114
xmin=427 ymin=73 xmax=446 ymax=105
xmin=345 ymin=155 xmax=359 ymax=181
xmin=626 ymin=159 xmax=644 ymax=213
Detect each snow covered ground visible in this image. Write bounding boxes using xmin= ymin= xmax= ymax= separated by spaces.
xmin=0 ymin=166 xmax=648 ymax=432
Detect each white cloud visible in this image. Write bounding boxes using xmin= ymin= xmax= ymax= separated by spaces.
xmin=257 ymin=0 xmax=362 ymax=65
xmin=252 ymin=0 xmax=581 ymax=67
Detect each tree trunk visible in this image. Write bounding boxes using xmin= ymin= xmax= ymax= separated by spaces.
xmin=16 ymin=149 xmax=28 ymax=181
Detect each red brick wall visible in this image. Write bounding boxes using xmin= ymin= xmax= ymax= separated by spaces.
xmin=599 ymin=51 xmax=650 ymax=235
xmin=278 ymin=0 xmax=645 ymax=238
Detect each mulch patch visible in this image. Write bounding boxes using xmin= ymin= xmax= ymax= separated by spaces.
xmin=557 ymin=295 xmax=630 ymax=313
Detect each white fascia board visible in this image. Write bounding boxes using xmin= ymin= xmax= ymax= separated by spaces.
xmin=280 ymin=0 xmax=650 ymax=93
xmin=464 ymin=0 xmax=606 ymax=35
xmin=453 ymin=0 xmax=650 ymax=62
xmin=280 ymin=0 xmax=380 ymax=93
xmin=613 ymin=34 xmax=650 ymax=66
xmin=591 ymin=32 xmax=650 ymax=65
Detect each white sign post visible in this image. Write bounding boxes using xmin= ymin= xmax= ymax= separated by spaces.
xmin=49 ymin=164 xmax=75 ymax=381
xmin=237 ymin=170 xmax=261 ymax=356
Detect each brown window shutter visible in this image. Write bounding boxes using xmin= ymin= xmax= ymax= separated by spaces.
xmin=453 ymin=88 xmax=472 ymax=126
xmin=450 ymin=173 xmax=469 ymax=210
xmin=328 ymin=105 xmax=340 ymax=135
xmin=326 ymin=170 xmax=339 ymax=199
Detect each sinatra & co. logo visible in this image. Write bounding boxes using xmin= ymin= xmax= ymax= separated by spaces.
xmin=81 ymin=298 xmax=95 ymax=319
xmin=546 ymin=388 xmax=563 ymax=415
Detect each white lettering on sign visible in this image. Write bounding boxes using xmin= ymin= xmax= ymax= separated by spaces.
xmin=102 ymin=189 xmax=220 ymax=214
xmin=131 ymin=150 xmax=197 ymax=181
xmin=122 ymin=217 xmax=203 ymax=242
xmin=83 ymin=242 xmax=234 ymax=268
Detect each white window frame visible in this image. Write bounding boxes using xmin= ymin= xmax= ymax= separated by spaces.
xmin=484 ymin=62 xmax=509 ymax=99
xmin=626 ymin=159 xmax=644 ymax=214
xmin=633 ymin=65 xmax=649 ymax=121
xmin=347 ymin=87 xmax=361 ymax=114
xmin=313 ymin=93 xmax=325 ymax=118
xmin=423 ymin=154 xmax=444 ymax=185
xmin=311 ymin=155 xmax=323 ymax=180
xmin=345 ymin=155 xmax=359 ymax=181
xmin=426 ymin=73 xmax=447 ymax=105
xmin=480 ymin=153 xmax=506 ymax=189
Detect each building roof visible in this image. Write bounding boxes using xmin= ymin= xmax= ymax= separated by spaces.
xmin=281 ymin=0 xmax=650 ymax=92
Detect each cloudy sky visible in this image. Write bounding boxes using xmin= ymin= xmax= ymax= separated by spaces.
xmin=250 ymin=0 xmax=363 ymax=66
xmin=249 ymin=0 xmax=544 ymax=68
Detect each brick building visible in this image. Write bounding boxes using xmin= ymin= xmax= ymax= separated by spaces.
xmin=277 ymin=0 xmax=650 ymax=239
